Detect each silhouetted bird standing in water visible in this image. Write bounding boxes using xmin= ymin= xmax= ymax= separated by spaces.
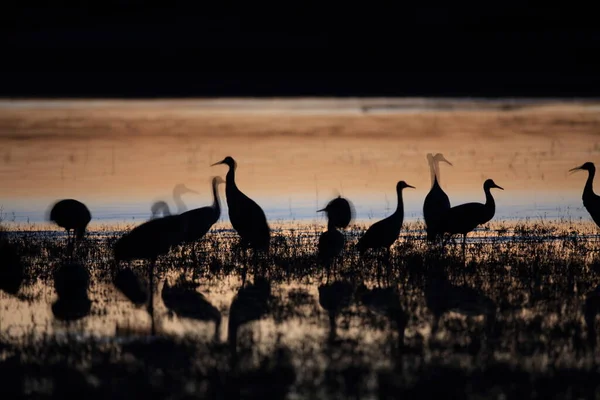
xmin=440 ymin=179 xmax=503 ymax=253
xmin=317 ymin=196 xmax=354 ymax=278
xmin=569 ymin=162 xmax=600 ymax=228
xmin=212 ymin=156 xmax=270 ymax=252
xmin=357 ymin=181 xmax=414 ymax=256
xmin=150 ymin=183 xmax=198 ymax=219
xmin=357 ymin=284 xmax=408 ymax=350
xmin=52 ymin=262 xmax=92 ymax=322
xmin=318 ymin=280 xmax=354 ymax=343
xmin=161 ymin=276 xmax=222 ymax=342
xmin=49 ymin=199 xmax=92 ymax=255
xmin=113 ymin=214 xmax=188 ymax=334
xmin=318 ymin=196 xmax=354 ymax=229
xmin=584 ymin=285 xmax=600 ymax=349
xmin=423 ymin=153 xmax=453 ymax=242
xmin=0 ymin=235 xmax=24 ymax=295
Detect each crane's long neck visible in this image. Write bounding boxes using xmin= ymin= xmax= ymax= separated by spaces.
xmin=584 ymin=168 xmax=596 ymax=199
xmin=433 ymin=159 xmax=442 ymax=187
xmin=428 ymin=155 xmax=436 ymax=188
xmin=173 ymin=192 xmax=187 ymax=214
xmin=394 ymin=188 xmax=405 ymax=219
xmin=226 ymin=165 xmax=238 ymax=192
xmin=484 ymin=186 xmax=496 ymax=212
xmin=212 ymin=180 xmax=221 ymax=216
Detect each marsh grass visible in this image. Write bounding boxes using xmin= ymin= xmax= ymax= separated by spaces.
xmin=2 ymin=220 xmax=600 ymax=398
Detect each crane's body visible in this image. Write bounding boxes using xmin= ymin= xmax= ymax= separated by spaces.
xmin=423 ymin=153 xmax=452 ymax=241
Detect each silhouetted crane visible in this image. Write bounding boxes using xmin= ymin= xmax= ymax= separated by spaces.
xmin=51 ymin=262 xmax=92 ymax=322
xmin=0 ymin=235 xmax=24 ymax=295
xmin=212 ymin=156 xmax=270 ymax=252
xmin=49 ymin=199 xmax=92 ymax=250
xmin=425 ymin=267 xmax=496 ymax=340
xmin=569 ymin=162 xmax=600 ymax=228
xmin=228 ymin=277 xmax=272 ymax=362
xmin=113 ymin=214 xmax=188 ymax=334
xmin=179 ymin=176 xmax=224 ymax=244
xmin=161 ymin=276 xmax=222 ymax=342
xmin=423 ymin=153 xmax=452 ymax=242
xmin=150 ymin=183 xmax=198 ymax=219
xmin=317 ymin=205 xmax=345 ymax=278
xmin=357 ymin=284 xmax=408 ymax=350
xmin=440 ymin=179 xmax=503 ymax=251
xmin=318 ymin=280 xmax=354 ymax=343
xmin=317 ymin=196 xmax=354 ymax=229
xmin=584 ymin=285 xmax=600 ymax=349
xmin=357 ymin=181 xmax=415 ymax=255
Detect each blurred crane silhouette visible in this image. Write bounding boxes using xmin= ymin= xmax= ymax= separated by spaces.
xmin=49 ymin=199 xmax=92 ymax=255
xmin=212 ymin=156 xmax=271 ymax=253
xmin=357 ymin=181 xmax=414 ymax=257
xmin=440 ymin=179 xmax=503 ymax=253
xmin=161 ymin=276 xmax=222 ymax=342
xmin=51 ymin=262 xmax=92 ymax=322
xmin=569 ymin=162 xmax=600 ymax=228
xmin=423 ymin=153 xmax=452 ymax=242
xmin=317 ymin=195 xmax=354 ymax=229
xmin=113 ymin=214 xmax=188 ymax=334
xmin=179 ymin=176 xmax=224 ymax=245
xmin=150 ymin=183 xmax=198 ymax=219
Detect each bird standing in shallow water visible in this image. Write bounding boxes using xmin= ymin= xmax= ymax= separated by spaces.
xmin=212 ymin=156 xmax=271 ymax=252
xmin=423 ymin=153 xmax=452 ymax=242
xmin=317 ymin=196 xmax=353 ymax=279
xmin=440 ymin=179 xmax=503 ymax=253
xmin=357 ymin=181 xmax=414 ymax=256
xmin=569 ymin=162 xmax=600 ymax=228
xmin=49 ymin=199 xmax=91 ymax=256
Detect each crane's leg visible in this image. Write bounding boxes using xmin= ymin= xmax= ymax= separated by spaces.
xmin=148 ymin=257 xmax=156 ymax=336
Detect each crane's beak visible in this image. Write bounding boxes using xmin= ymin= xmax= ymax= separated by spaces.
xmin=317 ymin=208 xmax=326 ymax=212
xmin=441 ymin=159 xmax=453 ymax=166
xmin=406 ymin=184 xmax=415 ymax=189
xmin=211 ymin=159 xmax=225 ymax=167
xmin=569 ymin=165 xmax=584 ymax=174
xmin=494 ymin=184 xmax=504 ymax=190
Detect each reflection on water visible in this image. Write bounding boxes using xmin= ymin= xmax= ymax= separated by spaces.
xmin=1 ymin=98 xmax=599 ymax=227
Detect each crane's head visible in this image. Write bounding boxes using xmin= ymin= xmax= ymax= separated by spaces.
xmin=397 ymin=181 xmax=415 ymax=191
xmin=173 ymin=183 xmax=198 ymax=196
xmin=484 ymin=179 xmax=504 ymax=190
xmin=433 ymin=153 xmax=453 ymax=166
xmin=569 ymin=162 xmax=596 ymax=174
xmin=211 ymin=156 xmax=237 ymax=169
xmin=317 ymin=195 xmax=354 ymax=228
xmin=212 ymin=176 xmax=225 ymax=186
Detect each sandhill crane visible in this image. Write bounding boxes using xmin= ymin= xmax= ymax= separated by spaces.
xmin=51 ymin=262 xmax=92 ymax=322
xmin=584 ymin=285 xmax=600 ymax=349
xmin=211 ymin=156 xmax=270 ymax=252
xmin=150 ymin=183 xmax=198 ymax=219
xmin=318 ymin=280 xmax=354 ymax=343
xmin=423 ymin=153 xmax=452 ymax=242
xmin=357 ymin=181 xmax=414 ymax=256
xmin=317 ymin=196 xmax=354 ymax=229
xmin=113 ymin=214 xmax=188 ymax=334
xmin=161 ymin=276 xmax=222 ymax=342
xmin=317 ymin=203 xmax=346 ymax=279
xmin=356 ymin=284 xmax=408 ymax=350
xmin=49 ymin=199 xmax=92 ymax=254
xmin=0 ymin=235 xmax=24 ymax=295
xmin=440 ymin=179 xmax=503 ymax=252
xmin=569 ymin=162 xmax=600 ymax=228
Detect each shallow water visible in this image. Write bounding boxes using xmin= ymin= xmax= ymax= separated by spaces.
xmin=1 ymin=98 xmax=599 ymax=228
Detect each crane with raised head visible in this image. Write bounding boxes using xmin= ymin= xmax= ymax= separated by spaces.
xmin=569 ymin=162 xmax=600 ymax=228
xmin=423 ymin=153 xmax=453 ymax=242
